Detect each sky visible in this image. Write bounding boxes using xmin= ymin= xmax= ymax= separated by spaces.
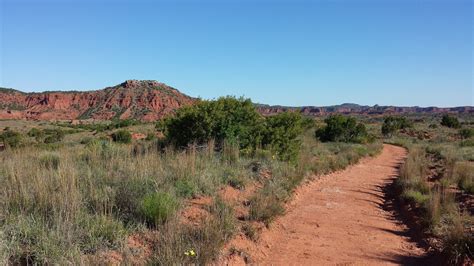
xmin=0 ymin=0 xmax=472 ymax=107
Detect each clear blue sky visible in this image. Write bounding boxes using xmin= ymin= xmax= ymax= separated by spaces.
xmin=1 ymin=0 xmax=472 ymax=107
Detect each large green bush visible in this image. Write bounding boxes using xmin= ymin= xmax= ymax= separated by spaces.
xmin=441 ymin=114 xmax=460 ymax=128
xmin=163 ymin=97 xmax=305 ymax=162
xmin=315 ymin=115 xmax=367 ymax=143
xmin=381 ymin=116 xmax=412 ymax=137
xmin=163 ymin=97 xmax=264 ymax=149
xmin=262 ymin=112 xmax=304 ymax=162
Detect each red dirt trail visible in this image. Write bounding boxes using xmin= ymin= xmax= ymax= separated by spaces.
xmin=244 ymin=144 xmax=427 ymax=265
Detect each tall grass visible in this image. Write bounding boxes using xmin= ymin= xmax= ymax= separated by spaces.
xmin=390 ymin=136 xmax=473 ymax=263
xmin=0 ymin=128 xmax=382 ymax=263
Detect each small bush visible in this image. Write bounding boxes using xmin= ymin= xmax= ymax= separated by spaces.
xmin=315 ymin=115 xmax=368 ymax=143
xmin=402 ymin=189 xmax=430 ymax=205
xmin=27 ymin=128 xmax=42 ymax=138
xmin=242 ymin=224 xmax=259 ymax=241
xmin=111 ymin=130 xmax=132 ymax=144
xmin=248 ymin=193 xmax=285 ymax=226
xmin=459 ymin=128 xmax=474 ymax=139
xmin=381 ymin=116 xmax=412 ymax=137
xmin=140 ymin=192 xmax=179 ymax=226
xmin=0 ymin=129 xmax=23 ymax=148
xmin=42 ymin=129 xmax=65 ymax=143
xmin=441 ymin=114 xmax=460 ymax=128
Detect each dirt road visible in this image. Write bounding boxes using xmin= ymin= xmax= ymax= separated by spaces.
xmin=249 ymin=144 xmax=427 ymax=265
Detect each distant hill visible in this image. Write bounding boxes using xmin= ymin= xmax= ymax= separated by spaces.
xmin=1 ymin=81 xmax=472 ymax=121
xmin=0 ymin=80 xmax=195 ymax=121
xmin=257 ymin=103 xmax=474 ymax=116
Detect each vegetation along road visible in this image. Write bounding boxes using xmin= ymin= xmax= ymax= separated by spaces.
xmin=247 ymin=144 xmax=427 ymax=265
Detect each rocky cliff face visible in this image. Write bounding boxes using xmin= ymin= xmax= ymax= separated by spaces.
xmin=0 ymin=80 xmax=195 ymax=121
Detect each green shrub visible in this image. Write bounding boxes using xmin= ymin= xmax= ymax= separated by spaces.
xmin=381 ymin=116 xmax=412 ymax=137
xmin=263 ymin=112 xmax=304 ymax=162
xmin=315 ymin=115 xmax=368 ymax=143
xmin=460 ymin=139 xmax=474 ymax=147
xmin=402 ymin=189 xmax=430 ymax=205
xmin=42 ymin=129 xmax=65 ymax=143
xmin=140 ymin=192 xmax=179 ymax=226
xmin=175 ymin=179 xmax=198 ymax=198
xmin=164 ymin=97 xmax=263 ymax=149
xmin=459 ymin=128 xmax=474 ymax=139
xmin=111 ymin=130 xmax=132 ymax=144
xmin=441 ymin=114 xmax=460 ymax=128
xmin=27 ymin=128 xmax=42 ymax=138
xmin=0 ymin=129 xmax=23 ymax=148
xmin=115 ymin=179 xmax=155 ymax=224
xmin=248 ymin=192 xmax=285 ymax=226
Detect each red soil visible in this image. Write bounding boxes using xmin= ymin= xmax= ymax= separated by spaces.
xmin=225 ymin=144 xmax=428 ymax=265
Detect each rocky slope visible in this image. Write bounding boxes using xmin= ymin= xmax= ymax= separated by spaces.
xmin=0 ymin=80 xmax=195 ymax=121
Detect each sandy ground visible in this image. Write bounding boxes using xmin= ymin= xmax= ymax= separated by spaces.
xmin=247 ymin=144 xmax=427 ymax=265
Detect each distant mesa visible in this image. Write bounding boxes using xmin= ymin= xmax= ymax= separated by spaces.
xmin=0 ymin=80 xmax=195 ymax=121
xmin=0 ymin=81 xmax=472 ymax=122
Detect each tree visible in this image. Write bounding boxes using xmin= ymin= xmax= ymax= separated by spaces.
xmin=163 ymin=97 xmax=264 ymax=149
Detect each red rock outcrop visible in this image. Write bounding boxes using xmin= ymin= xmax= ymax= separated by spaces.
xmin=0 ymin=80 xmax=195 ymax=121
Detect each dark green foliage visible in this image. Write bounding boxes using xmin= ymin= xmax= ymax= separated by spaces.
xmin=262 ymin=112 xmax=304 ymax=162
xmin=27 ymin=128 xmax=42 ymax=138
xmin=0 ymin=129 xmax=23 ymax=148
xmin=381 ymin=116 xmax=413 ymax=137
xmin=441 ymin=114 xmax=460 ymax=128
xmin=164 ymin=97 xmax=264 ymax=149
xmin=140 ymin=192 xmax=179 ymax=226
xmin=42 ymin=129 xmax=65 ymax=143
xmin=59 ymin=119 xmax=140 ymax=133
xmin=111 ymin=130 xmax=132 ymax=144
xmin=459 ymin=128 xmax=474 ymax=140
xmin=315 ymin=115 xmax=368 ymax=143
xmin=163 ymin=98 xmax=305 ymax=162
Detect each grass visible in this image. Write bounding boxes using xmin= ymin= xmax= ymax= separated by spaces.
xmin=387 ymin=118 xmax=474 ymax=264
xmin=0 ymin=120 xmax=382 ymax=264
